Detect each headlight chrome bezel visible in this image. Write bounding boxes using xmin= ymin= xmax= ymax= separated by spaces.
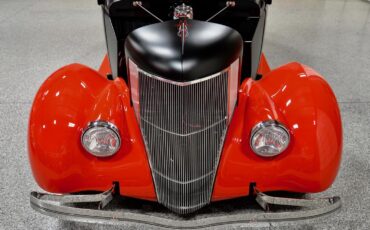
xmin=81 ymin=121 xmax=121 ymax=157
xmin=250 ymin=120 xmax=291 ymax=157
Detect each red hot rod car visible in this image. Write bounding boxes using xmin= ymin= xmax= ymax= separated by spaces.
xmin=29 ymin=0 xmax=342 ymax=227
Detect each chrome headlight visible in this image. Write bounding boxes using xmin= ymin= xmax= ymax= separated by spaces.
xmin=250 ymin=120 xmax=290 ymax=157
xmin=81 ymin=121 xmax=121 ymax=157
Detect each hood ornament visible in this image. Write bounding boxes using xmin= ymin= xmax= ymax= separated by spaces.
xmin=173 ymin=3 xmax=193 ymax=20
xmin=174 ymin=4 xmax=193 ymax=54
xmin=177 ymin=19 xmax=189 ymax=38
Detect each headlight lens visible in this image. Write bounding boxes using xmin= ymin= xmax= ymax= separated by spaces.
xmin=250 ymin=120 xmax=290 ymax=157
xmin=81 ymin=121 xmax=121 ymax=157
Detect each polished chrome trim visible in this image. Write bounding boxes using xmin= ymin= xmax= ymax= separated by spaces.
xmin=173 ymin=3 xmax=193 ymax=20
xmin=132 ymin=1 xmax=163 ymax=22
xmin=141 ymin=117 xmax=227 ymax=137
xmin=249 ymin=120 xmax=290 ymax=157
xmin=152 ymin=169 xmax=213 ymax=184
xmin=81 ymin=121 xmax=121 ymax=157
xmin=30 ymin=188 xmax=341 ymax=229
xmin=133 ymin=69 xmax=230 ymax=214
xmin=207 ymin=1 xmax=236 ymax=22
xmin=138 ymin=67 xmax=230 ymax=86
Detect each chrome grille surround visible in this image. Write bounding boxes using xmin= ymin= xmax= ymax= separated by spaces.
xmin=129 ymin=60 xmax=239 ymax=214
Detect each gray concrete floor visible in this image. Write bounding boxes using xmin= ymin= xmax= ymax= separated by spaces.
xmin=0 ymin=0 xmax=369 ymax=229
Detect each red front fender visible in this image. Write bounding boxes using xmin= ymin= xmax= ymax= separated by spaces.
xmin=28 ymin=63 xmax=156 ymax=201
xmin=212 ymin=62 xmax=342 ymax=200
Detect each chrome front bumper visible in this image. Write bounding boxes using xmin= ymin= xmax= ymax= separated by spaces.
xmin=30 ymin=186 xmax=341 ymax=229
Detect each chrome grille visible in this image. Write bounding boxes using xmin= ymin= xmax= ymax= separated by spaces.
xmin=130 ymin=62 xmax=237 ymax=214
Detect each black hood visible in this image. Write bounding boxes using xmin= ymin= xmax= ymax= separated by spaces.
xmin=125 ymin=19 xmax=243 ymax=81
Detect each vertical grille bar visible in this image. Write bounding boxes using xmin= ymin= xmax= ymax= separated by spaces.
xmin=130 ymin=63 xmax=236 ymax=214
